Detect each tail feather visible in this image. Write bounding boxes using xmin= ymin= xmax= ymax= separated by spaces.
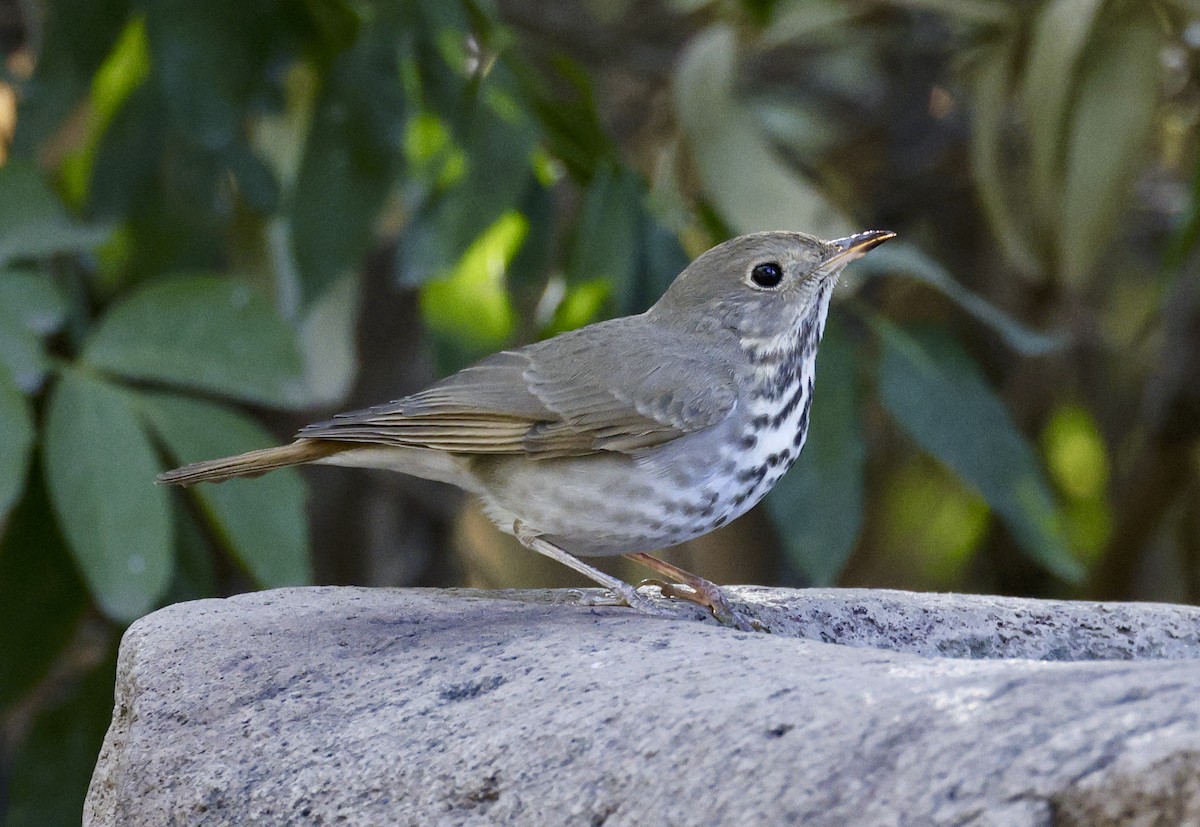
xmin=156 ymin=439 xmax=343 ymax=486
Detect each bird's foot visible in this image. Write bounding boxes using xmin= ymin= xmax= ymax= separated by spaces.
xmin=564 ymin=584 xmax=687 ymax=619
xmin=605 ymin=580 xmax=691 ymax=619
xmin=662 ymin=580 xmax=763 ymax=633
xmin=640 ymin=578 xmax=766 ymax=633
xmin=564 ymin=588 xmax=622 ymax=607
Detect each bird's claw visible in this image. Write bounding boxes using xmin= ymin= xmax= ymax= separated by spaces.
xmin=639 ymin=579 xmax=767 ymax=633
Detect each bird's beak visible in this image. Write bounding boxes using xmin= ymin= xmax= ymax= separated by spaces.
xmin=823 ymin=230 xmax=896 ymax=269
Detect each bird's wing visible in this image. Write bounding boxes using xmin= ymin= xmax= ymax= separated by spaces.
xmin=296 ymin=319 xmax=738 ymax=458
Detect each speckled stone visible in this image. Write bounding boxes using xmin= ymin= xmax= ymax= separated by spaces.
xmin=85 ymin=587 xmax=1200 ymax=826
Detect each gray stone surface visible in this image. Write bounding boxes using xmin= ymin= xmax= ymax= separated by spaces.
xmin=85 ymin=587 xmax=1200 ymax=826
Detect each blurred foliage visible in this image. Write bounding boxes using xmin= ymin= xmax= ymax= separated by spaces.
xmin=2 ymin=0 xmax=1200 ymax=822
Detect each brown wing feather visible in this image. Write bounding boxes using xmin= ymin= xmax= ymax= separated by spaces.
xmin=297 ymin=318 xmax=738 ymax=457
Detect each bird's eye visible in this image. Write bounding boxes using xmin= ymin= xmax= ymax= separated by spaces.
xmin=750 ymin=262 xmax=783 ymax=289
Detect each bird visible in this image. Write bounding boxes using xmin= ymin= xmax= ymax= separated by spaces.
xmin=158 ymin=229 xmax=895 ymax=631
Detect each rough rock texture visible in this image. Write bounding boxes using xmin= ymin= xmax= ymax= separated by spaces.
xmin=85 ymin=587 xmax=1200 ymax=826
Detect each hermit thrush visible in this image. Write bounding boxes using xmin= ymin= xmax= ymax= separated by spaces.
xmin=159 ymin=229 xmax=894 ymax=630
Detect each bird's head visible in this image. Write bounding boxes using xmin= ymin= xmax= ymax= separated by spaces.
xmin=650 ymin=229 xmax=894 ymax=343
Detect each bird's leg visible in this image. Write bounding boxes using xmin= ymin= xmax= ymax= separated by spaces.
xmin=625 ymin=552 xmax=766 ymax=632
xmin=512 ymin=522 xmax=682 ymax=619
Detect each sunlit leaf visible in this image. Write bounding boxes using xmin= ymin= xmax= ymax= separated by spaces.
xmin=139 ymin=393 xmax=312 ymax=588
xmin=1061 ymin=497 xmax=1112 ymax=562
xmin=0 ymin=161 xmax=111 ymax=265
xmin=0 ymin=472 xmax=88 ymax=707
xmin=674 ymin=25 xmax=851 ymax=238
xmin=7 ymin=0 xmax=129 ymax=155
xmin=544 ymin=278 xmax=611 ymax=336
xmin=0 ymin=365 xmax=35 ymax=515
xmin=421 ymin=210 xmax=527 ymax=346
xmin=852 ymin=242 xmax=1065 ymax=355
xmin=1041 ymin=404 xmax=1109 ymax=501
xmin=398 ymin=98 xmax=537 ymax=287
xmin=44 ymin=369 xmax=173 ymax=621
xmin=82 ymin=274 xmax=308 ymax=408
xmin=767 ymin=315 xmax=865 ymax=584
xmin=968 ymin=40 xmax=1039 ymax=275
xmin=59 ymin=15 xmax=151 ymax=208
xmin=1021 ymin=0 xmax=1104 ymax=219
xmin=875 ymin=321 xmax=1082 ymax=582
xmin=1058 ymin=8 xmax=1160 ymax=285
xmin=880 ymin=458 xmax=990 ymax=588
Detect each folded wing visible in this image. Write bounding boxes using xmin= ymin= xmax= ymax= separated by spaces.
xmin=297 ymin=318 xmax=738 ymax=458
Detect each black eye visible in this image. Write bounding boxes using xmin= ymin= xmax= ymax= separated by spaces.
xmin=751 ymin=262 xmax=783 ymax=288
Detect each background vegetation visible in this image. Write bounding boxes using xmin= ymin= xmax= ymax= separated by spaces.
xmin=2 ymin=0 xmax=1199 ymax=822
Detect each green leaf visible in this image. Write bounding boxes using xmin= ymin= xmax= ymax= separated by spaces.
xmin=968 ymin=41 xmax=1039 ymax=275
xmin=290 ymin=27 xmax=407 ymax=302
xmin=142 ymin=0 xmax=268 ymax=150
xmin=763 ymin=1 xmax=862 ymax=47
xmin=1021 ymin=0 xmax=1104 ymax=219
xmin=1058 ymin=7 xmax=1160 ymax=285
xmin=4 ymin=653 xmax=117 ymax=827
xmin=673 ymin=25 xmax=852 ymax=238
xmin=880 ymin=0 xmax=1012 ymax=25
xmin=8 ymin=0 xmax=130 ymax=156
xmin=766 ymin=315 xmax=865 ymax=584
xmin=513 ymin=54 xmax=617 ymax=182
xmin=0 ymin=160 xmax=111 ymax=265
xmin=875 ymin=322 xmax=1082 ymax=582
xmin=0 ymin=471 xmax=89 ymax=707
xmin=43 ymin=369 xmax=174 ymax=621
xmin=81 ymin=274 xmax=308 ymax=408
xmin=566 ymin=164 xmax=641 ymax=314
xmin=0 ymin=267 xmax=69 ymax=334
xmin=161 ymin=502 xmax=219 ymax=604
xmin=139 ymin=392 xmax=312 ymax=587
xmin=634 ymin=217 xmax=691 ymax=314
xmin=0 ymin=364 xmax=35 ymax=515
xmin=59 ymin=14 xmax=151 ymax=208
xmin=851 ymin=242 xmax=1066 ymax=356
xmin=0 ymin=303 xmax=52 ymax=394
xmin=398 ymin=102 xmax=537 ymax=287
xmin=0 ymin=268 xmax=67 ymax=391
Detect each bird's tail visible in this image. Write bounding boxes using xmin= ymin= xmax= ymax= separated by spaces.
xmin=156 ymin=439 xmax=343 ymax=486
